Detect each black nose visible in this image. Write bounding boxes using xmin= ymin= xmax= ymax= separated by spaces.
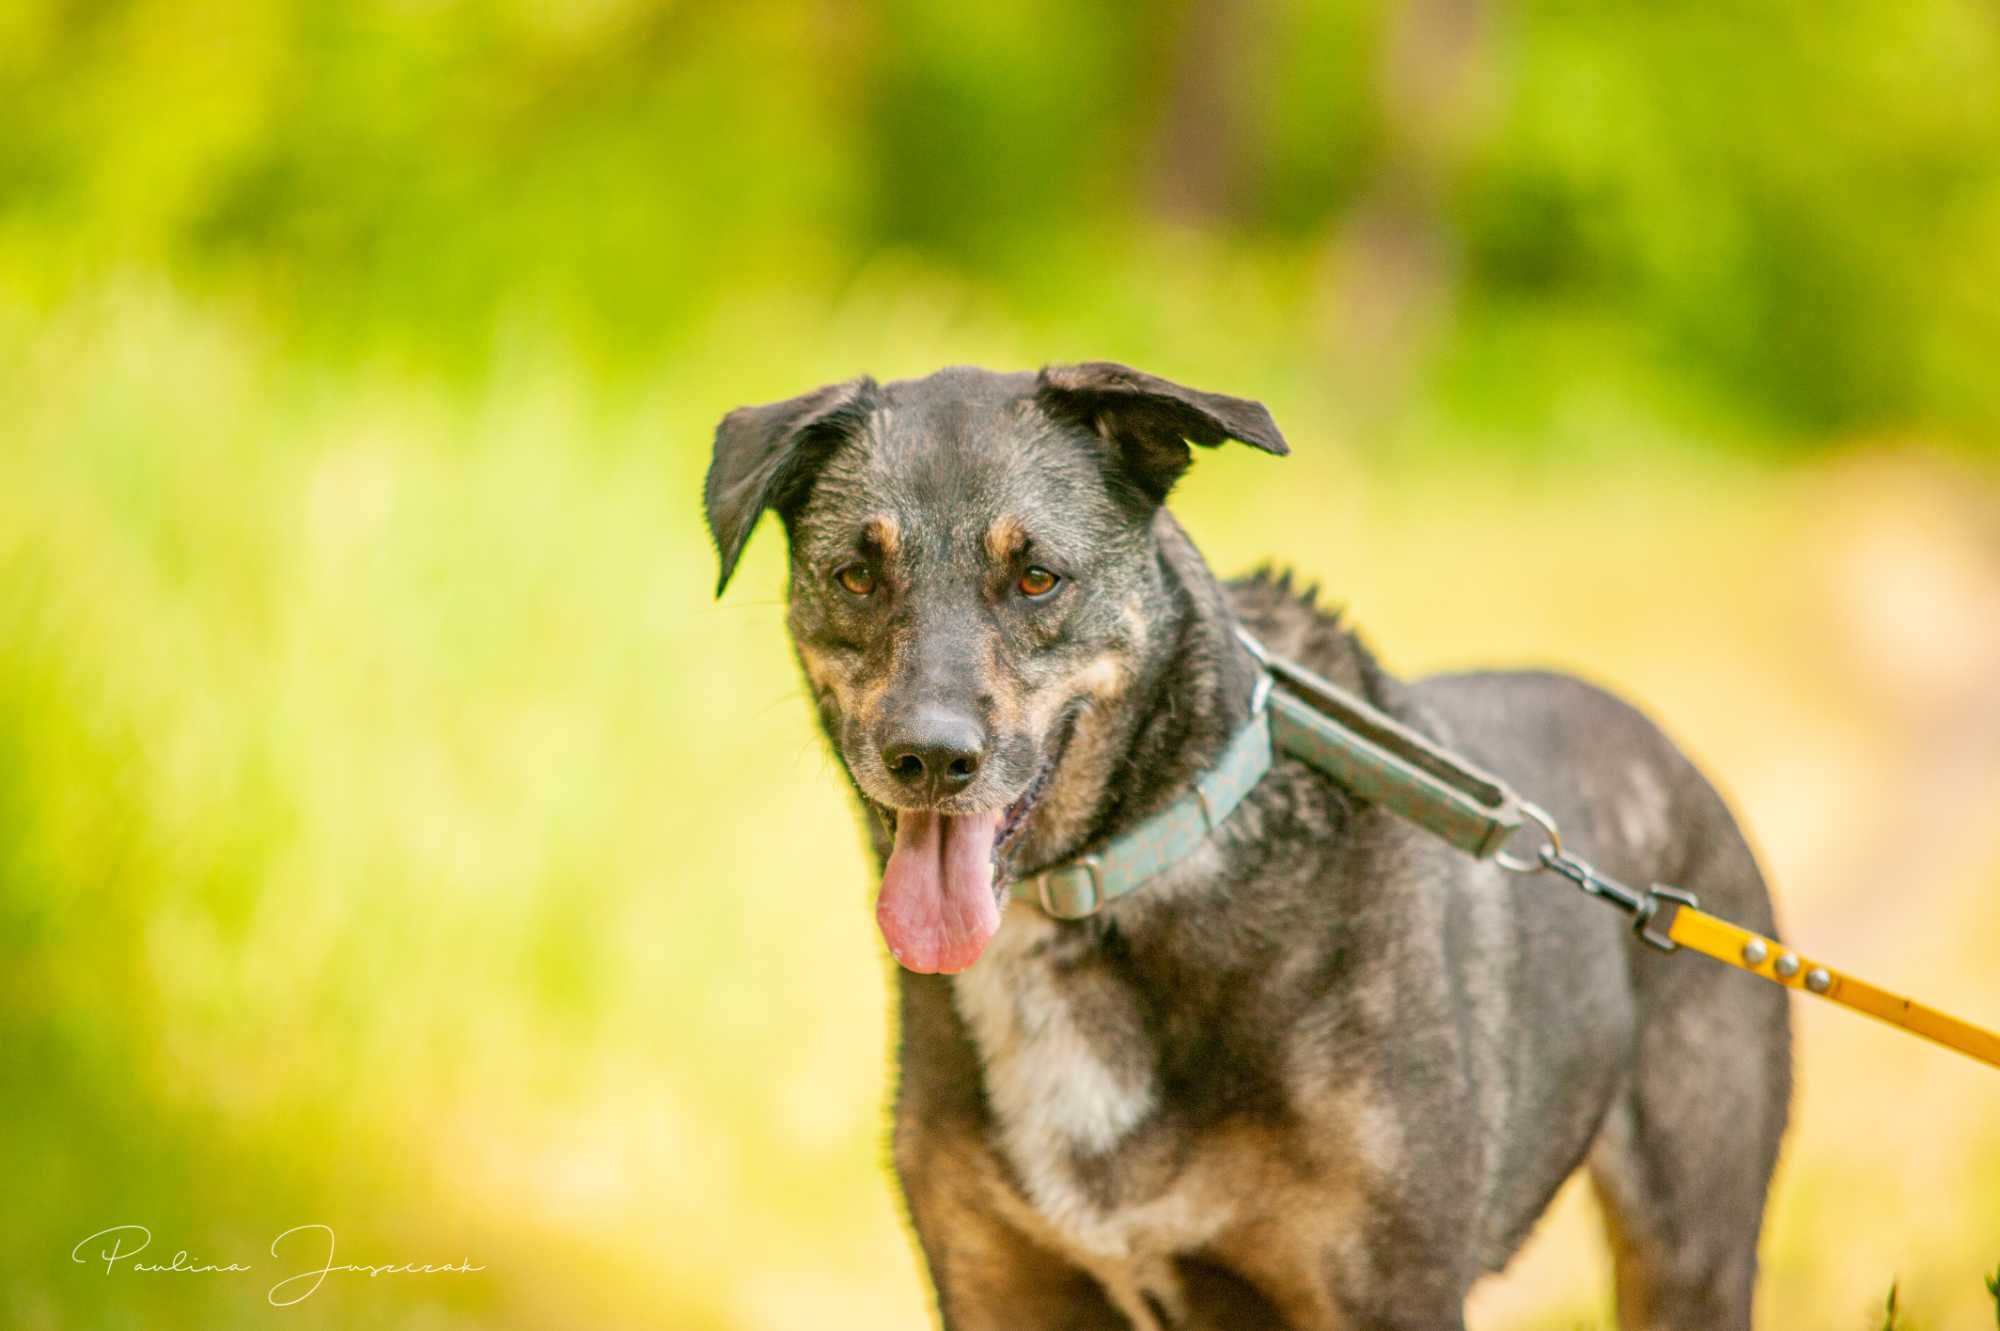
xmin=882 ymin=709 xmax=986 ymax=797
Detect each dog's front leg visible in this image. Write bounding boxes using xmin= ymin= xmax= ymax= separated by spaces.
xmin=894 ymin=1119 xmax=1131 ymax=1331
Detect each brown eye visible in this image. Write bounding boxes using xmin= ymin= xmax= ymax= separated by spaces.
xmin=1018 ymin=566 xmax=1059 ymax=599
xmin=836 ymin=564 xmax=876 ymax=597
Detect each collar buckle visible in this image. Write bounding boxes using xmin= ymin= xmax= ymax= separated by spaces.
xmin=1034 ymin=854 xmax=1104 ymax=919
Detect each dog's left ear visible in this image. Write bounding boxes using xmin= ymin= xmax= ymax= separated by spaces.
xmin=1037 ymin=362 xmax=1289 ymax=505
xmin=704 ymin=376 xmax=877 ymax=596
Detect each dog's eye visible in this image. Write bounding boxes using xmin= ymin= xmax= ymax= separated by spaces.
xmin=1018 ymin=567 xmax=1060 ymax=599
xmin=836 ymin=564 xmax=876 ymax=597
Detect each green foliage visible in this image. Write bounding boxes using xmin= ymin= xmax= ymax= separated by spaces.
xmin=1456 ymin=0 xmax=2000 ymax=436
xmin=2 ymin=0 xmax=1997 ymax=445
xmin=1883 ymin=1281 xmax=1907 ymax=1331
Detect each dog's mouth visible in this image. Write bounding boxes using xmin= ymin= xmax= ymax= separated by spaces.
xmin=871 ymin=712 xmax=1077 ymax=976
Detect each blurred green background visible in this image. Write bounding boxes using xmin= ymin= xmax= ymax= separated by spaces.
xmin=4 ymin=1 xmax=1999 ymax=1327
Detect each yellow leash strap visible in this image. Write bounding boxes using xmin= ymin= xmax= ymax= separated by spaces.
xmin=1661 ymin=902 xmax=2000 ymax=1070
xmin=1488 ymin=802 xmax=2000 ymax=1073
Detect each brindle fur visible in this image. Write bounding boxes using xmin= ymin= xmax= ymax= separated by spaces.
xmin=705 ymin=364 xmax=1791 ymax=1331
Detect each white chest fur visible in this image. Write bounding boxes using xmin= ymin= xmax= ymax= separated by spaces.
xmin=950 ymin=912 xmax=1186 ymax=1261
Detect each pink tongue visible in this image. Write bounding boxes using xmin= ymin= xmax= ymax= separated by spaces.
xmin=877 ymin=810 xmax=1004 ymax=974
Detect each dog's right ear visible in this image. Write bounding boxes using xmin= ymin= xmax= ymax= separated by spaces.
xmin=704 ymin=377 xmax=876 ymax=597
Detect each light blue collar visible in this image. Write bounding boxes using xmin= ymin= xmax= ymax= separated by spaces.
xmin=1010 ymin=674 xmax=1274 ymax=919
xmin=1009 ymin=625 xmax=1530 ymax=920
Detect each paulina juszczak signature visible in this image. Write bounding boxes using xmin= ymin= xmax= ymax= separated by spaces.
xmin=71 ymin=1224 xmax=486 ymax=1307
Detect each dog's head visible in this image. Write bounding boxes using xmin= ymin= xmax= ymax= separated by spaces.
xmin=705 ymin=363 xmax=1287 ymax=973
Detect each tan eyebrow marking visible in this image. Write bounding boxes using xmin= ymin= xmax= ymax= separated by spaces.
xmin=984 ymin=514 xmax=1027 ymax=563
xmin=862 ymin=514 xmax=900 ymax=559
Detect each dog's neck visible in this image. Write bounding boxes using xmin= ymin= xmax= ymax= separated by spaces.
xmin=1017 ymin=510 xmax=1264 ymax=877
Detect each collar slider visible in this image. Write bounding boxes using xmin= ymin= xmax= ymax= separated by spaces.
xmin=1034 ymin=855 xmax=1104 ymax=919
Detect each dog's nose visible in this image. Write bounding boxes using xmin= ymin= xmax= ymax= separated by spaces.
xmin=882 ymin=710 xmax=986 ymax=797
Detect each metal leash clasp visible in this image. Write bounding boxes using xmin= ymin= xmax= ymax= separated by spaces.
xmin=1495 ymin=802 xmax=1697 ymax=952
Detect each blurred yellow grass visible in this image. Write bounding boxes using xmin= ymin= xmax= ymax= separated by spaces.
xmin=3 ymin=279 xmax=1998 ymax=1330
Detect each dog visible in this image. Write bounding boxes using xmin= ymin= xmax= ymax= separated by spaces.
xmin=704 ymin=363 xmax=1791 ymax=1330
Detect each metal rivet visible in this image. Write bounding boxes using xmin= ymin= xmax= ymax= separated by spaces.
xmin=1741 ymin=939 xmax=1769 ymax=966
xmin=1805 ymin=967 xmax=1831 ymax=994
xmin=1774 ymin=953 xmax=1801 ymax=979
